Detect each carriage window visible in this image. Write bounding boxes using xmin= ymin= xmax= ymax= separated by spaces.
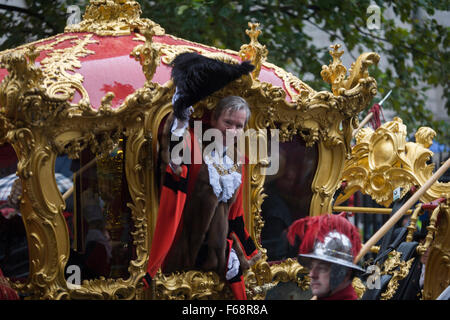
xmin=65 ymin=138 xmax=134 ymax=282
xmin=261 ymin=135 xmax=319 ymax=262
xmin=0 ymin=144 xmax=29 ymax=286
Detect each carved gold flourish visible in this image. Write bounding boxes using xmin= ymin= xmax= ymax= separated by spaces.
xmin=131 ymin=29 xmax=161 ymax=82
xmin=245 ymin=258 xmax=310 ymax=300
xmin=154 ymin=271 xmax=225 ymax=300
xmin=423 ymin=196 xmax=450 ymax=299
xmin=321 ymin=44 xmax=347 ymax=96
xmin=64 ymin=0 xmax=165 ymax=37
xmin=124 ymin=123 xmax=150 ymax=275
xmin=337 ymin=117 xmax=450 ymax=207
xmin=352 ymin=277 xmax=366 ymax=299
xmin=417 ymin=200 xmax=446 ymax=255
xmin=264 ymin=61 xmax=315 ymax=104
xmin=39 ymin=35 xmax=98 ymax=105
xmin=239 ymin=22 xmax=268 ymax=79
xmin=0 ymin=34 xmax=100 ymax=130
xmin=380 ymin=251 xmax=414 ymax=300
xmin=321 ymin=44 xmax=380 ymax=98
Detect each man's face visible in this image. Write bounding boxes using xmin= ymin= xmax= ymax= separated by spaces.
xmin=308 ymin=259 xmax=332 ymax=298
xmin=211 ymin=108 xmax=247 ymax=146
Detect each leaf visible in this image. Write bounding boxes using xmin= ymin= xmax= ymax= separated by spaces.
xmin=176 ymin=5 xmax=189 ymax=16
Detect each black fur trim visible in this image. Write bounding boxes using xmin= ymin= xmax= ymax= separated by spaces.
xmin=171 ymin=52 xmax=255 ymax=121
xmin=142 ymin=272 xmax=152 ymax=288
xmin=227 ymin=267 xmax=243 ymax=283
xmin=228 ymin=216 xmax=257 ymax=256
xmin=163 ymin=170 xmax=188 ymax=194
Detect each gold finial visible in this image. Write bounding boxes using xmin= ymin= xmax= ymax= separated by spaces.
xmin=239 ymin=22 xmax=268 ymax=79
xmin=320 ymin=44 xmax=347 ymax=96
xmin=329 ymin=44 xmax=345 ymax=64
xmin=65 ymin=0 xmax=165 ymax=37
xmin=131 ymin=28 xmax=161 ymax=83
xmin=246 ymin=22 xmax=262 ymax=45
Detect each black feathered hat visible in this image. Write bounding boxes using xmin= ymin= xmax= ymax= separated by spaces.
xmin=170 ymin=52 xmax=254 ymax=121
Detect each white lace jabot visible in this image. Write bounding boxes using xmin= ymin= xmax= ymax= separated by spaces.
xmin=204 ymin=151 xmax=241 ymax=203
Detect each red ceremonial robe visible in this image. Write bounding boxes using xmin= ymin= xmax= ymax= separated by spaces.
xmin=144 ymin=126 xmax=258 ymax=299
xmin=318 ymin=284 xmax=358 ymax=300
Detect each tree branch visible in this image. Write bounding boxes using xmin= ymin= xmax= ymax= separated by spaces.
xmin=304 ymin=18 xmax=358 ymax=61
xmin=0 ymin=4 xmax=58 ymax=32
xmin=352 ymin=23 xmax=441 ymax=63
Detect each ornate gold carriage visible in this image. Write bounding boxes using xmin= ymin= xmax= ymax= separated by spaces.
xmin=0 ymin=0 xmax=448 ymax=300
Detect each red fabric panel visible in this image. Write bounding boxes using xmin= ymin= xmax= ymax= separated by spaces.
xmin=146 ymin=165 xmax=188 ymax=278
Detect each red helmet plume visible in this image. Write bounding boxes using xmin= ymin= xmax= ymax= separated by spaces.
xmin=287 ymin=213 xmax=362 ymax=258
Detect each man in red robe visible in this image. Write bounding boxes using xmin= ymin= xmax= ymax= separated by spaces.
xmin=143 ymin=95 xmax=261 ymax=300
xmin=142 ymin=53 xmax=261 ymax=300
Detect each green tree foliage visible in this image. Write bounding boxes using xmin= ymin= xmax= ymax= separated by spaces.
xmin=1 ymin=0 xmax=449 ymax=143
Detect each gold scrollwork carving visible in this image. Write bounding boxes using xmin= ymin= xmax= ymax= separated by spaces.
xmin=337 ymin=117 xmax=450 ymax=207
xmin=133 ymin=33 xmax=242 ymax=71
xmin=0 ymin=46 xmax=49 ymax=125
xmin=380 ymin=251 xmax=414 ymax=300
xmin=40 ymin=35 xmax=98 ymax=105
xmin=0 ymin=35 xmax=101 ymax=130
xmin=244 ymin=258 xmax=309 ymax=300
xmin=417 ymin=205 xmax=440 ymax=256
xmin=321 ymin=44 xmax=348 ymax=96
xmin=352 ymin=277 xmax=366 ymax=299
xmin=154 ymin=271 xmax=226 ymax=300
xmin=131 ymin=29 xmax=161 ymax=83
xmin=321 ymin=44 xmax=380 ymax=100
xmin=422 ymin=197 xmax=450 ymax=299
xmin=64 ymin=0 xmax=165 ymax=37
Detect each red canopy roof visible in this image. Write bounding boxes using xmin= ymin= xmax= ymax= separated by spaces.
xmin=0 ymin=31 xmax=303 ymax=111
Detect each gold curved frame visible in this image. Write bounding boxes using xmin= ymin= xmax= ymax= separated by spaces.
xmin=0 ymin=0 xmax=380 ymax=299
xmin=422 ymin=198 xmax=450 ymax=300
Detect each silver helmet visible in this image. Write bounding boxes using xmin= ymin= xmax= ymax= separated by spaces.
xmin=297 ymin=230 xmax=365 ymax=273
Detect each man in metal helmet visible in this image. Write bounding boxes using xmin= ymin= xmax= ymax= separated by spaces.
xmin=288 ymin=213 xmax=364 ymax=300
